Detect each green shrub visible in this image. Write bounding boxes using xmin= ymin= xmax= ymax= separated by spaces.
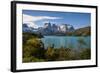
xmin=79 ymin=49 xmax=91 ymax=59
xmin=23 ymin=56 xmax=34 ymax=63
xmin=45 ymin=47 xmax=55 ymax=61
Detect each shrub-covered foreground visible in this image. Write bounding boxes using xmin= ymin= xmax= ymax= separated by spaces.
xmin=22 ymin=32 xmax=91 ymax=63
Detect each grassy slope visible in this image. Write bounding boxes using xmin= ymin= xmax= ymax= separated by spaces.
xmin=73 ymin=26 xmax=91 ymax=36
xmin=52 ymin=26 xmax=91 ymax=36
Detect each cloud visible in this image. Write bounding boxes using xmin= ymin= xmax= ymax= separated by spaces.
xmin=23 ymin=14 xmax=62 ymax=28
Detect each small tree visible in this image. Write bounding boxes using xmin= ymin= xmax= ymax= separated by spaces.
xmin=45 ymin=46 xmax=55 ymax=61
xmin=23 ymin=38 xmax=45 ymax=62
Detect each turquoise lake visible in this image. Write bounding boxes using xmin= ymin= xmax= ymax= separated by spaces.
xmin=41 ymin=36 xmax=91 ymax=50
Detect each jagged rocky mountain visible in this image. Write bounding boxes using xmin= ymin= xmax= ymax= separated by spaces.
xmin=23 ymin=22 xmax=90 ymax=36
xmin=23 ymin=22 xmax=75 ymax=35
xmin=23 ymin=23 xmax=37 ymax=33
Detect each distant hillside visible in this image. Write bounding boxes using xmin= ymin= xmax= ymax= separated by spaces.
xmin=73 ymin=26 xmax=91 ymax=36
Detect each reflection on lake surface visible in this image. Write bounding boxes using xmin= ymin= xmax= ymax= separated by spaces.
xmin=41 ymin=36 xmax=91 ymax=50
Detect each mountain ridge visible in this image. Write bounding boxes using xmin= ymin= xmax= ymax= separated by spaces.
xmin=22 ymin=23 xmax=90 ymax=36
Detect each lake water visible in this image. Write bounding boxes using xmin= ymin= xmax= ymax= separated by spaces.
xmin=41 ymin=36 xmax=90 ymax=50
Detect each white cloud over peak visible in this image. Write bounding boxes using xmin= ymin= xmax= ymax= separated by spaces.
xmin=23 ymin=14 xmax=62 ymax=28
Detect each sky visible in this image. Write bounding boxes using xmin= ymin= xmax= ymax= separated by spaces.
xmin=22 ymin=10 xmax=91 ymax=29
